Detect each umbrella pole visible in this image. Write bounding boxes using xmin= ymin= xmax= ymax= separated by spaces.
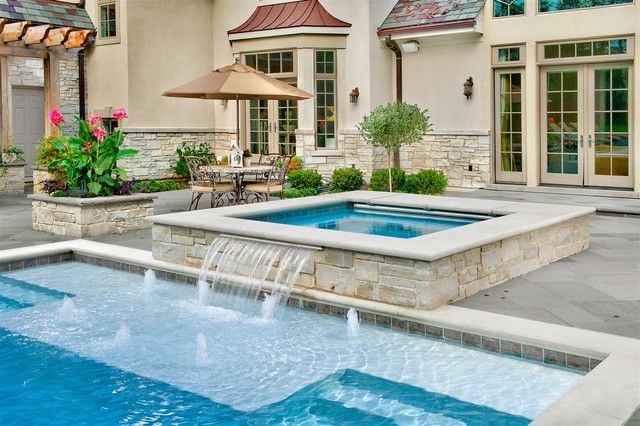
xmin=236 ymin=95 xmax=240 ymax=148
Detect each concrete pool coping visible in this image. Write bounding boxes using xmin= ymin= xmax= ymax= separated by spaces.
xmin=0 ymin=240 xmax=637 ymax=425
xmin=145 ymin=191 xmax=595 ymax=262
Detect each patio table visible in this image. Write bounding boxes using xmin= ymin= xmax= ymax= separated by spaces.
xmin=204 ymin=165 xmax=273 ymax=205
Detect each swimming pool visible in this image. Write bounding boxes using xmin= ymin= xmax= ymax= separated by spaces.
xmin=0 ymin=262 xmax=583 ymax=424
xmin=245 ymin=203 xmax=491 ymax=238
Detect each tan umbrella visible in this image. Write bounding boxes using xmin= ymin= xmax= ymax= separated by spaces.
xmin=162 ymin=61 xmax=314 ymax=144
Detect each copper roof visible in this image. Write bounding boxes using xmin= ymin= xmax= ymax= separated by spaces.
xmin=378 ymin=0 xmax=484 ymax=36
xmin=228 ymin=0 xmax=351 ymax=35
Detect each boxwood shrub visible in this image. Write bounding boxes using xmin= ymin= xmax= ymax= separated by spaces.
xmin=403 ymin=169 xmax=448 ymax=195
xmin=282 ymin=188 xmax=318 ymax=199
xmin=287 ymin=169 xmax=323 ymax=192
xmin=369 ymin=168 xmax=406 ymax=192
xmin=331 ymin=167 xmax=364 ymax=192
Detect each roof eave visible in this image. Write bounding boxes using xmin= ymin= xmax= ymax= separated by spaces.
xmin=377 ymin=19 xmax=477 ymax=38
xmin=229 ymin=25 xmax=350 ymax=41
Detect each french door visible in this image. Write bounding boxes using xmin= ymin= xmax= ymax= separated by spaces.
xmin=247 ymin=99 xmax=298 ymax=156
xmin=541 ymin=63 xmax=633 ymax=188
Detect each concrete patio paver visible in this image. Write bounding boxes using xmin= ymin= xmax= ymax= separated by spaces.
xmin=1 ymin=188 xmax=638 ymax=338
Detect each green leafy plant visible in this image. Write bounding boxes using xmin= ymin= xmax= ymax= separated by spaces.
xmin=132 ymin=179 xmax=181 ymax=193
xmin=287 ymin=169 xmax=323 ymax=192
xmin=369 ymin=168 xmax=406 ymax=192
xmin=282 ymin=188 xmax=318 ymax=198
xmin=1 ymin=145 xmax=24 ymax=163
xmin=48 ymin=108 xmax=137 ymax=196
xmin=358 ymin=102 xmax=432 ymax=191
xmin=331 ymin=167 xmax=364 ymax=192
xmin=403 ymin=169 xmax=448 ymax=195
xmin=35 ymin=135 xmax=66 ymax=170
xmin=174 ymin=142 xmax=214 ymax=178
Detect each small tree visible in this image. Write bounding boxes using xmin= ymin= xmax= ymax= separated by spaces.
xmin=358 ymin=102 xmax=432 ymax=191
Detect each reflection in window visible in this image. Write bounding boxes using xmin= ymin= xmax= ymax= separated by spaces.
xmin=498 ymin=47 xmax=521 ymax=62
xmin=539 ymin=0 xmax=631 ymax=13
xmin=99 ymin=2 xmax=117 ymax=38
xmin=244 ymin=51 xmax=294 ymax=74
xmin=546 ymin=71 xmax=578 ymax=175
xmin=498 ymin=73 xmax=524 ymax=172
xmin=543 ymin=39 xmax=627 ymax=59
xmin=494 ymin=0 xmax=525 ymax=16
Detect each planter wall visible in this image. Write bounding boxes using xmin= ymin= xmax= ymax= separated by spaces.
xmin=32 ymin=168 xmax=59 ymax=194
xmin=28 ymin=193 xmax=157 ymax=237
xmin=0 ymin=163 xmax=25 ymax=194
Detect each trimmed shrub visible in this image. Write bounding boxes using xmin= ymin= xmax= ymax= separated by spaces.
xmin=133 ymin=179 xmax=182 ymax=193
xmin=174 ymin=142 xmax=214 ymax=178
xmin=403 ymin=169 xmax=448 ymax=195
xmin=331 ymin=167 xmax=364 ymax=192
xmin=282 ymin=188 xmax=318 ymax=199
xmin=287 ymin=169 xmax=323 ymax=192
xmin=369 ymin=168 xmax=405 ymax=192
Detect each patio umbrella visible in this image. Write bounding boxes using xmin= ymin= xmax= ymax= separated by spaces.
xmin=162 ymin=61 xmax=314 ymax=146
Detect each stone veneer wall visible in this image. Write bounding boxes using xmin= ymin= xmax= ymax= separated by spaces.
xmin=0 ymin=164 xmax=25 ymax=194
xmin=119 ymin=129 xmax=235 ymax=180
xmin=30 ymin=194 xmax=156 ymax=237
xmin=297 ymin=129 xmax=491 ymax=188
xmin=151 ymin=215 xmax=589 ymax=310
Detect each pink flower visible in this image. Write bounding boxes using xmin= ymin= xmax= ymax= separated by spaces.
xmin=112 ymin=108 xmax=128 ymax=121
xmin=87 ymin=113 xmax=102 ymax=127
xmin=93 ymin=127 xmax=107 ymax=142
xmin=49 ymin=108 xmax=65 ymax=126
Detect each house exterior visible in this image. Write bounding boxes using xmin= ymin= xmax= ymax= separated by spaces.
xmin=79 ymin=0 xmax=639 ymax=193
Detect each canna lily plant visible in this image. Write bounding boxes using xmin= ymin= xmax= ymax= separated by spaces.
xmin=49 ymin=108 xmax=138 ymax=196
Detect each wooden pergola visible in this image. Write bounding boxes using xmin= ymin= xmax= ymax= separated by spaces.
xmin=0 ymin=0 xmax=94 ymax=148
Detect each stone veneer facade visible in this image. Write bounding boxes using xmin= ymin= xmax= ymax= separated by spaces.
xmin=119 ymin=129 xmax=236 ymax=180
xmin=30 ymin=194 xmax=157 ymax=238
xmin=152 ymin=215 xmax=589 ymax=310
xmin=0 ymin=163 xmax=25 ymax=194
xmin=297 ymin=128 xmax=491 ymax=188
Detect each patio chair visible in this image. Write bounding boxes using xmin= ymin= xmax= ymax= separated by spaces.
xmin=243 ymin=153 xmax=283 ymax=185
xmin=244 ymin=156 xmax=291 ymax=202
xmin=184 ymin=155 xmax=235 ymax=210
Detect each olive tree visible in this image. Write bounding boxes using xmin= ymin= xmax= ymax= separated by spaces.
xmin=358 ymin=102 xmax=432 ymax=191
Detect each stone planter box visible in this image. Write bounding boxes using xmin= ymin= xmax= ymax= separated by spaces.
xmin=28 ymin=193 xmax=157 ymax=237
xmin=32 ymin=168 xmax=60 ymax=194
xmin=0 ymin=162 xmax=25 ymax=194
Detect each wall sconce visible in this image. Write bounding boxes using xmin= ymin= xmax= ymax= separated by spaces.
xmin=463 ymin=77 xmax=474 ymax=100
xmin=349 ymin=87 xmax=359 ymax=104
xmin=401 ymin=40 xmax=420 ymax=54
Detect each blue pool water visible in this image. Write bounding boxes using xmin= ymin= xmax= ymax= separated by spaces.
xmin=0 ymin=263 xmax=582 ymax=424
xmin=244 ymin=203 xmax=489 ymax=238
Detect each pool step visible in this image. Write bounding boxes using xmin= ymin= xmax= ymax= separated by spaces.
xmin=0 ymin=275 xmax=71 ymax=310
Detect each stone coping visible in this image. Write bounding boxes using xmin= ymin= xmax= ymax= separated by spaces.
xmin=28 ymin=193 xmax=158 ymax=206
xmin=0 ymin=240 xmax=637 ymax=424
xmin=147 ymin=191 xmax=595 ymax=262
xmin=0 ymin=162 xmax=26 ymax=167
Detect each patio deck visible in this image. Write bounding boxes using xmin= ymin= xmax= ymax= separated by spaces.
xmin=0 ymin=189 xmax=638 ymax=338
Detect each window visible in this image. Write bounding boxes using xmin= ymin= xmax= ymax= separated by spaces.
xmin=539 ymin=0 xmax=632 ymax=13
xmin=244 ymin=51 xmax=294 ymax=75
xmin=497 ymin=72 xmax=525 ymax=173
xmin=492 ymin=45 xmax=525 ymax=67
xmin=315 ymin=50 xmax=336 ymax=148
xmin=494 ymin=0 xmax=525 ymax=17
xmin=97 ymin=0 xmax=119 ymax=44
xmin=539 ymin=37 xmax=633 ymax=63
xmin=103 ymin=118 xmax=118 ymax=133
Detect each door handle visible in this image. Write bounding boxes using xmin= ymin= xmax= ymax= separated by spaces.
xmin=580 ymin=135 xmax=584 ymax=148
xmin=588 ymin=135 xmax=593 ymax=148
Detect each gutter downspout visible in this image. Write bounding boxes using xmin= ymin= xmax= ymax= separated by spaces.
xmin=384 ymin=35 xmax=401 ymax=167
xmin=78 ymin=49 xmax=86 ymax=120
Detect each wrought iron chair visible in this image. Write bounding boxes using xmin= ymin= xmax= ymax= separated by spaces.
xmin=184 ymin=155 xmax=235 ymax=210
xmin=244 ymin=156 xmax=291 ymax=202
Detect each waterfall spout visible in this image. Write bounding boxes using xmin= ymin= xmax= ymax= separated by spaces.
xmin=143 ymin=269 xmax=156 ymax=290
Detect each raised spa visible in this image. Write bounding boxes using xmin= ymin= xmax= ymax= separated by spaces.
xmin=245 ymin=202 xmax=493 ymax=238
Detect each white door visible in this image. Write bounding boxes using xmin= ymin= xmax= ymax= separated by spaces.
xmin=12 ymin=86 xmax=45 ymax=179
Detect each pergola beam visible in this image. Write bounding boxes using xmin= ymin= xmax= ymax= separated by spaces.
xmin=64 ymin=29 xmax=93 ymax=49
xmin=23 ymin=24 xmax=52 ymax=45
xmin=1 ymin=21 xmax=31 ymax=43
xmin=44 ymin=27 xmax=71 ymax=47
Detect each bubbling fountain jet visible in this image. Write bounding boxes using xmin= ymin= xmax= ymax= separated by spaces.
xmin=347 ymin=308 xmax=360 ymax=338
xmin=58 ymin=296 xmax=76 ymax=324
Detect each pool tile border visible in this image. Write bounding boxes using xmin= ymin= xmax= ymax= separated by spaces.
xmin=0 ymin=253 xmax=603 ymax=375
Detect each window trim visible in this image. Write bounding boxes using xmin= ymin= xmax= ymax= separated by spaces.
xmin=314 ymin=49 xmax=337 ymax=150
xmin=492 ymin=44 xmax=526 ymax=67
xmin=537 ymin=36 xmax=634 ymax=66
xmin=96 ymin=0 xmax=120 ymax=45
xmin=241 ymin=50 xmax=297 ymax=79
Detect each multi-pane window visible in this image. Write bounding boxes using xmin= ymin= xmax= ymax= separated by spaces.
xmin=103 ymin=118 xmax=118 ymax=133
xmin=248 ymin=100 xmax=269 ymax=155
xmin=315 ymin=50 xmax=336 ymax=148
xmin=244 ymin=51 xmax=294 ymax=75
xmin=539 ymin=0 xmax=631 ymax=13
xmin=498 ymin=47 xmax=521 ymax=62
xmin=546 ymin=71 xmax=579 ymax=175
xmin=497 ymin=73 xmax=524 ymax=172
xmin=278 ymin=99 xmax=297 ymax=155
xmin=99 ymin=1 xmax=117 ymax=38
xmin=543 ymin=38 xmax=628 ymax=60
xmin=494 ymin=0 xmax=525 ymax=17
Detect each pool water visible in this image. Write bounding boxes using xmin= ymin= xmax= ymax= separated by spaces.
xmin=0 ymin=263 xmax=582 ymax=424
xmin=245 ymin=203 xmax=489 ymax=238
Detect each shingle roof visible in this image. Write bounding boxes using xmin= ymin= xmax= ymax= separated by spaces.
xmin=378 ymin=0 xmax=484 ymax=35
xmin=228 ymin=0 xmax=350 ymax=35
xmin=0 ymin=0 xmax=94 ymax=30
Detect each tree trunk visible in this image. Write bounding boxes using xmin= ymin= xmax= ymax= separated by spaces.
xmin=388 ymin=150 xmax=393 ymax=192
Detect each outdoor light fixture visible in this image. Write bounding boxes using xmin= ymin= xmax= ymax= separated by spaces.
xmin=349 ymin=87 xmax=359 ymax=103
xmin=463 ymin=77 xmax=474 ymax=99
xmin=401 ymin=40 xmax=420 ymax=53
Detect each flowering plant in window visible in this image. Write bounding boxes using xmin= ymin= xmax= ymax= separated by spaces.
xmin=48 ymin=108 xmax=138 ymax=196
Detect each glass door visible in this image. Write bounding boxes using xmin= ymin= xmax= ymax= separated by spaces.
xmin=541 ymin=67 xmax=583 ymax=185
xmin=495 ymin=69 xmax=526 ymax=183
xmin=277 ymin=99 xmax=298 ymax=156
xmin=248 ymin=100 xmax=269 ymax=155
xmin=586 ymin=64 xmax=633 ymax=188
xmin=247 ymin=99 xmax=298 ymax=155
